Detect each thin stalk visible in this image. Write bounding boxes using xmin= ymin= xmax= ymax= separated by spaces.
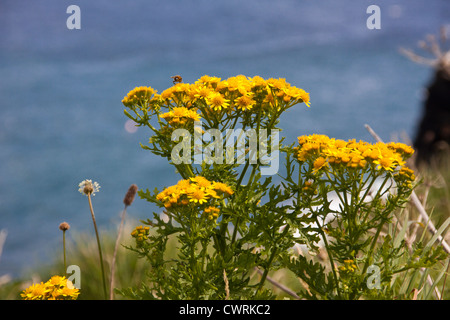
xmin=314 ymin=215 xmax=341 ymax=299
xmin=230 ymin=216 xmax=240 ymax=245
xmin=255 ymin=244 xmax=279 ymax=294
xmin=190 ymin=237 xmax=200 ymax=299
xmin=247 ymin=164 xmax=259 ymax=187
xmin=361 ymin=210 xmax=389 ymax=277
xmin=361 ymin=178 xmax=396 ymax=278
xmin=254 ymin=267 xmax=300 ymax=299
xmin=87 ymin=194 xmax=108 ymax=300
xmin=255 ymin=225 xmax=290 ymax=295
xmin=109 ymin=205 xmax=127 ymax=300
xmin=358 ymin=171 xmax=379 ymax=207
xmin=231 ymin=163 xmax=260 ymax=245
xmin=62 ymin=230 xmax=67 ymax=276
xmin=440 ymin=258 xmax=450 ymax=300
xmin=236 ymin=161 xmax=250 ymax=189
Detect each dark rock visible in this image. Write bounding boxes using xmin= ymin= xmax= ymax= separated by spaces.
xmin=413 ymin=67 xmax=450 ymax=167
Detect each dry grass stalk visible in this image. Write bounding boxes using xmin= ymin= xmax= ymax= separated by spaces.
xmin=110 ymin=184 xmax=138 ymax=300
xmin=254 ymin=267 xmax=300 ymax=299
xmin=400 ymin=26 xmax=450 ymax=79
xmin=365 ymin=124 xmax=450 ymax=254
xmin=223 ymin=269 xmax=230 ymax=300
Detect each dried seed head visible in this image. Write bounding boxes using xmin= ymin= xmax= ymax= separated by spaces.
xmin=123 ymin=184 xmax=138 ymax=207
xmin=78 ymin=179 xmax=101 ymax=196
xmin=59 ymin=222 xmax=70 ymax=231
xmin=84 ymin=184 xmax=94 ymax=194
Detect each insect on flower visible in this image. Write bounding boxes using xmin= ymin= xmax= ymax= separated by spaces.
xmin=171 ymin=75 xmax=182 ymax=84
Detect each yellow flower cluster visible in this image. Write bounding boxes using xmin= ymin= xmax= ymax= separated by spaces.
xmin=21 ymin=275 xmax=79 ymax=300
xmin=123 ymin=75 xmax=310 ymax=116
xmin=302 ymin=180 xmax=318 ymax=195
xmin=204 ymin=206 xmax=221 ymax=220
xmin=394 ymin=166 xmax=416 ymax=189
xmin=131 ymin=225 xmax=150 ymax=247
xmin=156 ymin=176 xmax=233 ymax=218
xmin=295 ymin=134 xmax=415 ymax=173
xmin=122 ymin=86 xmax=157 ymax=107
xmin=194 ymin=75 xmax=309 ymax=111
xmin=160 ymin=106 xmax=201 ymax=126
xmin=338 ymin=259 xmax=358 ymax=273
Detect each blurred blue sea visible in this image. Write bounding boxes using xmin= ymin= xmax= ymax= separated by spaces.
xmin=0 ymin=0 xmax=449 ymax=279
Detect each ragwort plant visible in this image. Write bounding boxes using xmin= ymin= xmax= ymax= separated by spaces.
xmin=118 ymin=75 xmax=448 ymax=300
xmin=283 ymin=134 xmax=447 ymax=299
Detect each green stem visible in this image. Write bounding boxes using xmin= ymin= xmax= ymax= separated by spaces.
xmin=236 ymin=162 xmax=250 ymax=189
xmin=361 ymin=211 xmax=388 ymax=276
xmin=247 ymin=164 xmax=259 ymax=187
xmin=184 ymin=163 xmax=195 ymax=178
xmin=358 ymin=172 xmax=380 ymax=222
xmin=359 ymin=178 xmax=398 ymax=293
xmin=256 ymin=225 xmax=290 ymax=295
xmin=232 ymin=163 xmax=260 ymax=246
xmin=230 ymin=216 xmax=240 ymax=245
xmin=314 ymin=214 xmax=341 ymax=299
xmin=87 ymin=194 xmax=108 ymax=300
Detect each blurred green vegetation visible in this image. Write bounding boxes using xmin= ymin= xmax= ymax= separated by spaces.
xmin=0 ymin=221 xmax=149 ymax=300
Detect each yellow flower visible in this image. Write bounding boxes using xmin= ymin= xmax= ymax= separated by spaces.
xmin=225 ymin=75 xmax=250 ymax=92
xmin=196 ymin=75 xmax=221 ymax=87
xmin=21 ymin=276 xmax=80 ymax=300
xmin=156 ymin=177 xmax=233 ymax=209
xmin=295 ymin=134 xmax=411 ymax=173
xmin=46 ymin=275 xmax=67 ymax=288
xmin=263 ymin=92 xmax=275 ymax=105
xmin=339 ymin=259 xmax=358 ymax=273
xmin=374 ymin=158 xmax=394 ymax=171
xmin=161 ymin=86 xmax=176 ymax=100
xmin=313 ymin=156 xmax=328 ymax=172
xmin=398 ymin=166 xmax=415 ymax=180
xmin=386 ymin=142 xmax=415 ymax=157
xmin=207 ymin=92 xmax=230 ymax=111
xmin=59 ymin=285 xmax=79 ymax=299
xmin=176 ymin=179 xmax=192 ymax=189
xmin=193 ymin=85 xmax=213 ymax=100
xmin=394 ymin=166 xmax=416 ymax=189
xmin=204 ymin=206 xmax=220 ymax=220
xmin=190 ymin=176 xmax=212 ymax=189
xmin=235 ymin=95 xmax=255 ymax=111
xmin=188 ymin=188 xmax=208 ymax=204
xmin=160 ymin=107 xmax=201 ymax=126
xmin=131 ymin=225 xmax=150 ymax=247
xmin=124 ymin=75 xmax=310 ymax=131
xmin=122 ymin=86 xmax=156 ymax=107
xmin=250 ymin=75 xmax=267 ymax=87
xmin=21 ymin=282 xmax=47 ymax=300
xmin=266 ymin=77 xmax=288 ymax=90
xmin=215 ymin=80 xmax=230 ymax=92
xmin=296 ymin=134 xmax=330 ymax=162
xmin=302 ymin=180 xmax=318 ymax=195
xmin=279 ymin=86 xmax=309 ymax=105
xmin=212 ymin=182 xmax=234 ymax=197
xmin=296 ymin=88 xmax=311 ymax=107
xmin=348 ymin=154 xmax=365 ymax=168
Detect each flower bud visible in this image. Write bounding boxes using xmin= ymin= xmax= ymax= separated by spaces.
xmin=123 ymin=184 xmax=138 ymax=207
xmin=59 ymin=222 xmax=70 ymax=231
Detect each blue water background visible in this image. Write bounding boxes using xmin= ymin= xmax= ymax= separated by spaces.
xmin=0 ymin=0 xmax=449 ymax=278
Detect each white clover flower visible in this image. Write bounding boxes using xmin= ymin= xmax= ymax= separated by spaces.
xmin=78 ymin=179 xmax=101 ymax=196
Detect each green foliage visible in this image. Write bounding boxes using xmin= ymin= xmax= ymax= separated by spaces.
xmin=117 ymin=76 xmax=449 ymax=300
